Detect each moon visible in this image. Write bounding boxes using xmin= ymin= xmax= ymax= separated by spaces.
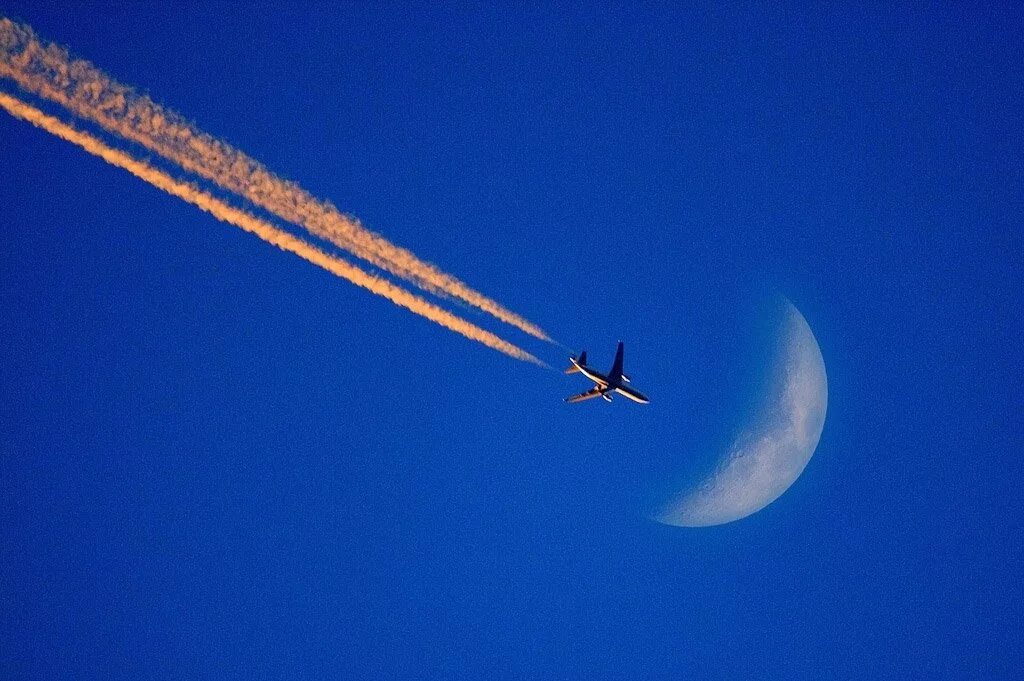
xmin=656 ymin=298 xmax=828 ymax=527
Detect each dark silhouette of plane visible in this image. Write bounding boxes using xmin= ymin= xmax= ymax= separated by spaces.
xmin=564 ymin=341 xmax=650 ymax=404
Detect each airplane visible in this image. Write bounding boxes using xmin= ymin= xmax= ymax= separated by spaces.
xmin=564 ymin=341 xmax=650 ymax=404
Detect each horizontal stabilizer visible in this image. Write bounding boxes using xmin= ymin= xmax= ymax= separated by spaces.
xmin=564 ymin=350 xmax=587 ymax=374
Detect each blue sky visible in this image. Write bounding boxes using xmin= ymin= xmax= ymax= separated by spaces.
xmin=1 ymin=3 xmax=1020 ymax=678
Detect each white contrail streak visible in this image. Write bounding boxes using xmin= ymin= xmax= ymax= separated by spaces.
xmin=0 ymin=92 xmax=546 ymax=366
xmin=0 ymin=17 xmax=552 ymax=342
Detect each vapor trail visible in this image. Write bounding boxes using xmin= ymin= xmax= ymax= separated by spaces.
xmin=0 ymin=18 xmax=551 ymax=342
xmin=0 ymin=92 xmax=544 ymax=366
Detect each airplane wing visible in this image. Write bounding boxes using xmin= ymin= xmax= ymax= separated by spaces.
xmin=565 ymin=387 xmax=605 ymax=404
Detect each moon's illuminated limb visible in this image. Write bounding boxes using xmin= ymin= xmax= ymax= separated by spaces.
xmin=657 ymin=299 xmax=828 ymax=527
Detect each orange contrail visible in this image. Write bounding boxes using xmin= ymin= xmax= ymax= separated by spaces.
xmin=0 ymin=17 xmax=551 ymax=342
xmin=0 ymin=92 xmax=545 ymax=366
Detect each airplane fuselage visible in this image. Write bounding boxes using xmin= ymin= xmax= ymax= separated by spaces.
xmin=571 ymin=359 xmax=650 ymax=404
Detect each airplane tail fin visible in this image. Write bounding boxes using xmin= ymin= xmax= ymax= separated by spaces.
xmin=564 ymin=350 xmax=587 ymax=374
xmin=608 ymin=341 xmax=625 ymax=382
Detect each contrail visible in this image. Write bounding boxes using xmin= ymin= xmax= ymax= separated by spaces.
xmin=0 ymin=92 xmax=545 ymax=366
xmin=0 ymin=17 xmax=552 ymax=343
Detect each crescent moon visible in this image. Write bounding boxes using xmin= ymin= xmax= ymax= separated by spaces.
xmin=656 ymin=299 xmax=828 ymax=527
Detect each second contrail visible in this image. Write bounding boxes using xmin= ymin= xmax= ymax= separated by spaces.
xmin=0 ymin=17 xmax=552 ymax=343
xmin=0 ymin=92 xmax=545 ymax=366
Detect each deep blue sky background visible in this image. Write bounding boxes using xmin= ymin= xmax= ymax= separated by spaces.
xmin=1 ymin=3 xmax=1021 ymax=678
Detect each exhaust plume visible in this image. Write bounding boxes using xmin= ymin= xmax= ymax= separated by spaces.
xmin=0 ymin=92 xmax=545 ymax=366
xmin=0 ymin=17 xmax=551 ymax=342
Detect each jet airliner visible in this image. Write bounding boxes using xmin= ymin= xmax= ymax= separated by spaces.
xmin=564 ymin=341 xmax=650 ymax=404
